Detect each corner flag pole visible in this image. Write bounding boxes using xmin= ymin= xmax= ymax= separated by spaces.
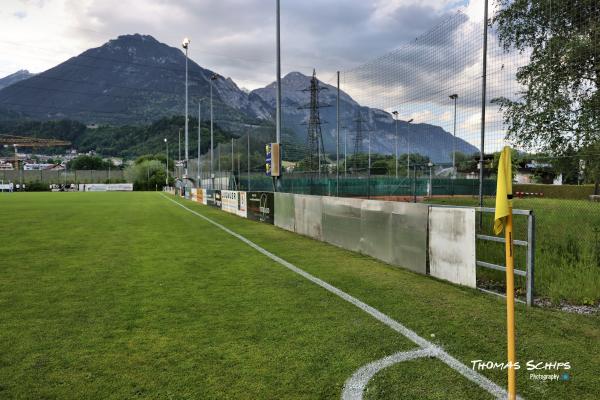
xmin=505 ymin=204 xmax=516 ymax=399
xmin=493 ymin=146 xmax=516 ymax=400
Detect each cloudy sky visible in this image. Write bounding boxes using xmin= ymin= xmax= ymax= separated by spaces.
xmin=0 ymin=0 xmax=479 ymax=90
xmin=1 ymin=0 xmax=522 ymax=151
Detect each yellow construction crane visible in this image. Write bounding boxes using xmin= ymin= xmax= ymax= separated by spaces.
xmin=0 ymin=134 xmax=71 ymax=170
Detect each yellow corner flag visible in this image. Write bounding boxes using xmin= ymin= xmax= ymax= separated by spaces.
xmin=494 ymin=146 xmax=513 ymax=235
xmin=494 ymin=146 xmax=517 ymax=400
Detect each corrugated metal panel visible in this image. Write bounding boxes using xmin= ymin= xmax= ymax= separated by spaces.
xmin=428 ymin=207 xmax=476 ymax=287
xmin=322 ymin=196 xmax=363 ymax=250
xmin=274 ymin=192 xmax=295 ymax=231
xmin=294 ymin=194 xmax=323 ymax=240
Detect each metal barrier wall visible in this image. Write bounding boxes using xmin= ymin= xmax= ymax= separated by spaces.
xmin=428 ymin=207 xmax=477 ymax=288
xmin=322 ymin=196 xmax=363 ymax=252
xmin=274 ymin=192 xmax=295 ymax=231
xmin=275 ymin=193 xmax=429 ymax=274
xmin=294 ymin=195 xmax=323 ymax=240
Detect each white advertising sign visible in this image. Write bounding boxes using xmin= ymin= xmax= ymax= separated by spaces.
xmin=221 ymin=190 xmax=239 ymax=215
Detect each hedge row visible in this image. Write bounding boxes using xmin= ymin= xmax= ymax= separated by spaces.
xmin=513 ymin=183 xmax=596 ymax=200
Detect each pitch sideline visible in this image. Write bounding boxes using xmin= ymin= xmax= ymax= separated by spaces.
xmin=161 ymin=194 xmax=520 ymax=400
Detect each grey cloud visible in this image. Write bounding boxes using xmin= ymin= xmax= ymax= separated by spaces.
xmin=62 ymin=0 xmax=455 ymax=89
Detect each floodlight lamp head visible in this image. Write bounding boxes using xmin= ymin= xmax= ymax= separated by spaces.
xmin=182 ymin=37 xmax=190 ymax=49
xmin=210 ymin=74 xmax=218 ymax=81
xmin=392 ymin=110 xmax=399 ymax=116
xmin=449 ymin=94 xmax=458 ymax=99
xmin=164 ymin=138 xmax=167 ymax=143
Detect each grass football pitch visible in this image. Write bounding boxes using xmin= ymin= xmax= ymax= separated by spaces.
xmin=0 ymin=192 xmax=598 ymax=399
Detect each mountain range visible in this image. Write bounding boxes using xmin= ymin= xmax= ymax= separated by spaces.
xmin=0 ymin=34 xmax=478 ymax=162
xmin=0 ymin=70 xmax=35 ymax=91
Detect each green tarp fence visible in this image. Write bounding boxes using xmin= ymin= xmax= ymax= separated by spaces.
xmin=233 ymin=176 xmax=496 ymax=197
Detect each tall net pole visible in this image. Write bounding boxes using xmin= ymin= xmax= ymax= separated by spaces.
xmin=274 ymin=0 xmax=282 ymax=191
xmin=479 ymin=0 xmax=489 ymax=213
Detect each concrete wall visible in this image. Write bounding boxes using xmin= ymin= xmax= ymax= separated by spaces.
xmin=428 ymin=207 xmax=476 ymax=288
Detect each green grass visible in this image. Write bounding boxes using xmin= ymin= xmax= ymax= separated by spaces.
xmin=0 ymin=192 xmax=598 ymax=399
xmin=427 ymin=197 xmax=600 ymax=305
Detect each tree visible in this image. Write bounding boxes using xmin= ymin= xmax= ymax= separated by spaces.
xmin=493 ymin=0 xmax=600 ymax=193
xmin=67 ymin=155 xmax=111 ymax=170
xmin=491 ymin=148 xmax=520 ymax=179
xmin=454 ymin=152 xmax=479 ymax=174
xmin=124 ymin=159 xmax=170 ymax=191
xmin=371 ymin=159 xmax=390 ymax=175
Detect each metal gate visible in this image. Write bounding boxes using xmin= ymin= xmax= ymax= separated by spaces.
xmin=474 ymin=207 xmax=536 ymax=306
xmin=429 ymin=204 xmax=536 ymax=306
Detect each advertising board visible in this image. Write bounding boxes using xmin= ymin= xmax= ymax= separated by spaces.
xmin=221 ymin=190 xmax=239 ymax=214
xmin=213 ymin=190 xmax=222 ymax=208
xmin=205 ymin=189 xmax=215 ymax=206
xmin=196 ymin=188 xmax=205 ymax=204
xmin=238 ymin=191 xmax=248 ymax=218
xmin=246 ymin=191 xmax=274 ymax=224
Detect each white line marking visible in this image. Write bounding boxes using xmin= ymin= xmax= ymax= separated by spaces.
xmin=341 ymin=348 xmax=438 ymax=400
xmin=161 ymin=194 xmax=520 ymax=400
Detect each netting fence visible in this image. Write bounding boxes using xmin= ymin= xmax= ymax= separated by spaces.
xmin=1 ymin=169 xmax=125 ymax=185
xmin=180 ymin=2 xmax=600 ymax=305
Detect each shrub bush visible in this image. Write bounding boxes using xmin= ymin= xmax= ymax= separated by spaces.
xmin=24 ymin=181 xmax=50 ymax=192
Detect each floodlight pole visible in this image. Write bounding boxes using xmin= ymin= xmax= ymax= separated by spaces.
xmin=178 ymin=128 xmax=181 ymax=179
xmin=164 ymin=138 xmax=168 ymax=186
xmin=406 ymin=119 xmax=413 ymax=177
xmin=198 ymin=102 xmax=202 ymax=187
xmin=450 ymin=94 xmax=458 ymax=177
xmin=344 ymin=127 xmax=347 ymax=177
xmin=407 ymin=131 xmax=410 ymax=178
xmin=231 ymin=137 xmax=234 ymax=189
xmin=428 ymin=162 xmax=433 ymax=197
xmin=336 ymin=71 xmax=340 ymax=196
xmin=210 ymin=74 xmax=217 ymax=189
xmin=368 ymin=129 xmax=371 ymax=171
xmin=183 ymin=40 xmax=190 ymax=179
xmin=392 ymin=111 xmax=399 ymax=178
